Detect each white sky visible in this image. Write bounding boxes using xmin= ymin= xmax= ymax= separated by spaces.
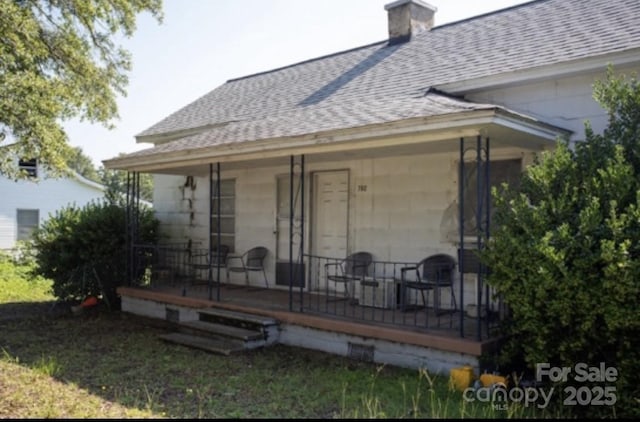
xmin=64 ymin=0 xmax=532 ymax=167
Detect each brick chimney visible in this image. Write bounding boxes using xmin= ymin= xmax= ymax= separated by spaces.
xmin=384 ymin=0 xmax=437 ymax=44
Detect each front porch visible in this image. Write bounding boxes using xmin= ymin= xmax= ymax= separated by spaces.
xmin=115 ymin=104 xmax=570 ymax=373
xmin=117 ymin=282 xmax=499 ymax=374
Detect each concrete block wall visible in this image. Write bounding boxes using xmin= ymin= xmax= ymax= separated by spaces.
xmin=279 ymin=324 xmax=479 ymax=375
xmin=121 ymin=294 xmax=478 ymax=375
xmin=152 ymin=146 xmax=529 ymax=308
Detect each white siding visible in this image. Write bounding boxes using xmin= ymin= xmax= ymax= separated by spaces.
xmin=0 ymin=173 xmax=104 ymax=249
xmin=467 ymin=65 xmax=640 ymax=140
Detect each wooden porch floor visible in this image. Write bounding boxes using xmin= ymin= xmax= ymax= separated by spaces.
xmin=118 ymin=282 xmax=500 ymax=357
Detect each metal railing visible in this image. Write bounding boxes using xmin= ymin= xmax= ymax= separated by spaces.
xmin=301 ymin=254 xmax=469 ymax=336
xmin=129 ymin=244 xmax=501 ymax=339
xmin=131 ymin=243 xmax=194 ymax=289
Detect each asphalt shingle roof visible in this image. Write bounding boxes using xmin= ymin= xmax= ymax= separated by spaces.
xmin=128 ymin=0 xmax=640 ymax=158
xmin=124 ymin=92 xmax=506 ymax=158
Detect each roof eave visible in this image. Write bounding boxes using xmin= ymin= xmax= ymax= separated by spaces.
xmin=104 ymin=108 xmax=570 ymax=173
xmin=436 ymin=48 xmax=640 ymax=94
xmin=135 ymin=121 xmax=236 ymax=145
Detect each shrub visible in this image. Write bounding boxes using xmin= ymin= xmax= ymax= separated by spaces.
xmin=31 ymin=200 xmax=158 ymax=309
xmin=484 ymin=67 xmax=640 ymax=418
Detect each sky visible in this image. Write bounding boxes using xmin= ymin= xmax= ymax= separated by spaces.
xmin=64 ymin=0 xmax=532 ymax=167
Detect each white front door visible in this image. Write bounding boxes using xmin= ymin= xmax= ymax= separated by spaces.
xmin=312 ymin=171 xmax=349 ymax=291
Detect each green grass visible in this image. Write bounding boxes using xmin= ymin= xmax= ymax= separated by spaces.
xmin=0 ymin=252 xmax=54 ymax=303
xmin=0 ymin=255 xmax=564 ymax=418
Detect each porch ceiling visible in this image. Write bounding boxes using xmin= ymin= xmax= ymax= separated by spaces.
xmin=107 ymin=108 xmax=570 ymax=176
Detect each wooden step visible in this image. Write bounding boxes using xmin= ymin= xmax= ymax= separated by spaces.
xmin=197 ymin=308 xmax=278 ymax=330
xmin=180 ymin=320 xmax=265 ymax=342
xmin=159 ymin=332 xmax=243 ymax=356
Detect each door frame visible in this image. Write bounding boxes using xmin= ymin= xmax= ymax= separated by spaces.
xmin=310 ymin=169 xmax=351 ymax=260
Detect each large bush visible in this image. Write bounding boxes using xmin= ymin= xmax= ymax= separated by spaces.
xmin=31 ymin=200 xmax=158 ymax=309
xmin=484 ymin=68 xmax=640 ymax=417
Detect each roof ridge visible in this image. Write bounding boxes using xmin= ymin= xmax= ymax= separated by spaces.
xmin=226 ymin=39 xmax=388 ymax=83
xmin=431 ymin=0 xmax=544 ymax=31
xmin=226 ymin=0 xmax=545 ymax=84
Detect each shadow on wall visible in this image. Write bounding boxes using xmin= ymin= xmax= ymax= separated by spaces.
xmin=439 ymin=200 xmax=458 ymax=243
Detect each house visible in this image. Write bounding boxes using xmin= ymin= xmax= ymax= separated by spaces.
xmin=0 ymin=159 xmax=106 ymax=250
xmin=104 ymin=0 xmax=640 ymax=373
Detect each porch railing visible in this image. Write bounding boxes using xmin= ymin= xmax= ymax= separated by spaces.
xmin=131 ymin=243 xmax=194 ymax=290
xmin=301 ymin=254 xmax=486 ymax=338
xmin=128 ymin=244 xmax=502 ymax=340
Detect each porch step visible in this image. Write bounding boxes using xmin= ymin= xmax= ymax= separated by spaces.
xmin=197 ymin=307 xmax=278 ymax=332
xmin=159 ymin=332 xmax=243 ymax=356
xmin=180 ymin=320 xmax=265 ymax=342
xmin=159 ymin=307 xmax=280 ymax=355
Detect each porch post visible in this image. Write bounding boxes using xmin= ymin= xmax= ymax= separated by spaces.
xmin=299 ymin=154 xmax=305 ymax=312
xmin=216 ymin=162 xmax=222 ymax=302
xmin=484 ymin=138 xmax=491 ymax=338
xmin=135 ymin=172 xmax=141 ymax=284
xmin=208 ymin=163 xmax=213 ymax=301
xmin=459 ymin=138 xmax=465 ymax=338
xmin=127 ymin=171 xmax=141 ymax=287
xmin=135 ymin=171 xmax=140 ymax=243
xmin=289 ymin=155 xmax=294 ymax=311
xmin=288 ymin=155 xmax=305 ymax=312
xmin=209 ymin=162 xmax=222 ymax=302
xmin=476 ymin=135 xmax=483 ymax=341
xmin=125 ymin=171 xmax=132 ymax=286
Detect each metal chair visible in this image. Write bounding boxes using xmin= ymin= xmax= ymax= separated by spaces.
xmin=400 ymin=254 xmax=457 ymax=314
xmin=190 ymin=244 xmax=230 ymax=284
xmin=226 ymin=246 xmax=269 ymax=288
xmin=324 ymin=252 xmax=373 ymax=303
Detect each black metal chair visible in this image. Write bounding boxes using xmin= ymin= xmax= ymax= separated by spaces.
xmin=190 ymin=244 xmax=230 ymax=284
xmin=227 ymin=246 xmax=269 ymax=288
xmin=324 ymin=252 xmax=373 ymax=302
xmin=400 ymin=254 xmax=457 ymax=314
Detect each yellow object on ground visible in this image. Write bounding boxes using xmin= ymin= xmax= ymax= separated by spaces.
xmin=449 ymin=365 xmax=475 ymax=391
xmin=480 ymin=373 xmax=508 ymax=388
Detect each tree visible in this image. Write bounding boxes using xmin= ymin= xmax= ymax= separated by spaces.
xmin=98 ymin=164 xmax=153 ymax=203
xmin=67 ymin=146 xmax=100 ymax=182
xmin=0 ymin=0 xmax=163 ymax=179
xmin=484 ymin=67 xmax=640 ymax=417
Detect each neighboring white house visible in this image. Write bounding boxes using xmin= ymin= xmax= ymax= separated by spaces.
xmin=0 ymin=159 xmax=106 ymax=250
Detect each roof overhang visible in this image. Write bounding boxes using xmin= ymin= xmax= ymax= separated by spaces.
xmin=436 ymin=48 xmax=640 ymax=94
xmin=104 ymin=108 xmax=570 ymax=175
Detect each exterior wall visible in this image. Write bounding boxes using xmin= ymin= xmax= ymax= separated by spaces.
xmin=279 ymin=324 xmax=478 ymax=374
xmin=0 ymin=172 xmax=105 ymax=250
xmin=152 ymin=145 xmax=533 ymax=309
xmin=149 ymin=65 xmax=640 ymax=309
xmin=467 ymin=65 xmax=640 ymax=141
xmin=120 ymin=294 xmax=479 ymax=374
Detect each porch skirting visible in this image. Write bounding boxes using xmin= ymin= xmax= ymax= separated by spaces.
xmin=118 ymin=287 xmax=499 ymax=375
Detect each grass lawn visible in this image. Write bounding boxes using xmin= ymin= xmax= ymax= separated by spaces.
xmin=0 ymin=253 xmax=559 ymax=418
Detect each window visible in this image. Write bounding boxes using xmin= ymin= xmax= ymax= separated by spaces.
xmin=17 ymin=209 xmax=39 ymax=241
xmin=211 ymin=179 xmax=235 ymax=252
xmin=460 ymin=159 xmax=521 ymax=236
xmin=19 ymin=159 xmax=37 ymax=178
